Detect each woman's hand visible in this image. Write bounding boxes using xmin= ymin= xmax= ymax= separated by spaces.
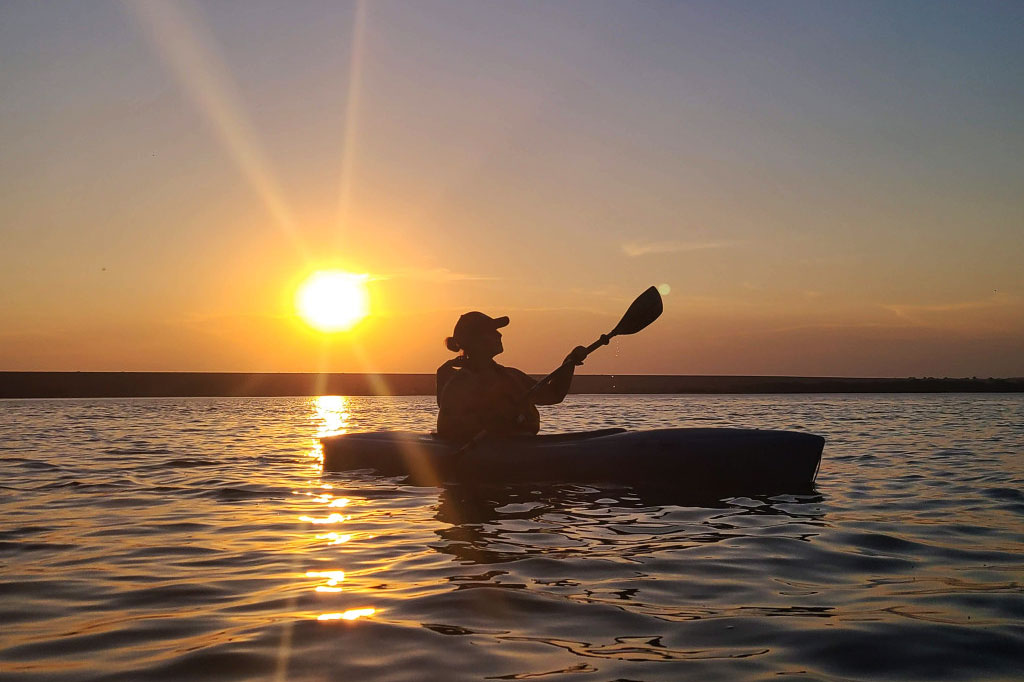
xmin=564 ymin=346 xmax=587 ymax=366
xmin=435 ymin=356 xmax=468 ymax=406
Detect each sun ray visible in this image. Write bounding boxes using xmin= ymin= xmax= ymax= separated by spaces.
xmin=124 ymin=0 xmax=308 ymax=258
xmin=335 ymin=0 xmax=368 ymax=243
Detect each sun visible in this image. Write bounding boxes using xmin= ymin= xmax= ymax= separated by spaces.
xmin=296 ymin=270 xmax=370 ymax=332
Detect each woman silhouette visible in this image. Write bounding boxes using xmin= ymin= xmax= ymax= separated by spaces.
xmin=436 ymin=311 xmax=585 ymax=441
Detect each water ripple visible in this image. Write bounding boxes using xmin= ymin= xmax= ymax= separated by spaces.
xmin=1 ymin=394 xmax=1022 ymax=681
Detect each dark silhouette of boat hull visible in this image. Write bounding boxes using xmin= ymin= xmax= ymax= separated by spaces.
xmin=321 ymin=428 xmax=824 ymax=494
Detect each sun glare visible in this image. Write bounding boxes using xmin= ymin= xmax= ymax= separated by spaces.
xmin=296 ymin=271 xmax=370 ymax=332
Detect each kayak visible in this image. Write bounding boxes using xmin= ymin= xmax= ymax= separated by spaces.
xmin=320 ymin=428 xmax=825 ymax=492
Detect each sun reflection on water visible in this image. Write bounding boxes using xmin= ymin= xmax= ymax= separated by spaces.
xmin=313 ymin=395 xmax=350 ymax=437
xmin=306 ymin=570 xmax=345 ymax=593
xmin=315 ymin=532 xmax=353 ymax=545
xmin=299 ymin=438 xmax=375 ymax=623
xmin=308 ymin=396 xmax=349 ymax=470
xmin=317 ymin=608 xmax=376 ymax=621
xmin=299 ymin=512 xmax=351 ymax=524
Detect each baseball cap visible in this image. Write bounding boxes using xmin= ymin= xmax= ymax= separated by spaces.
xmin=452 ymin=311 xmax=509 ymax=346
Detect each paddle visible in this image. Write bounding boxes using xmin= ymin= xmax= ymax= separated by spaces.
xmin=453 ymin=286 xmax=664 ymax=458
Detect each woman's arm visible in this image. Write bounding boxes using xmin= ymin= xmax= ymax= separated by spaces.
xmin=526 ymin=346 xmax=587 ymax=405
xmin=435 ymin=356 xmax=466 ymax=406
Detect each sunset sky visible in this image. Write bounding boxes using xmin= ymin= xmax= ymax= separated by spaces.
xmin=2 ymin=1 xmax=1022 ymax=376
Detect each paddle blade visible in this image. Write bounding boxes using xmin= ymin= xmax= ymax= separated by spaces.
xmin=611 ymin=286 xmax=663 ymax=336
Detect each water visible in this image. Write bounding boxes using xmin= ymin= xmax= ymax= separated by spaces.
xmin=1 ymin=394 xmax=1022 ymax=681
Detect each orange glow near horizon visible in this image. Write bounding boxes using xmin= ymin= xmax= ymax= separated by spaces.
xmin=296 ymin=271 xmax=370 ymax=333
xmin=2 ymin=4 xmax=1022 ymax=378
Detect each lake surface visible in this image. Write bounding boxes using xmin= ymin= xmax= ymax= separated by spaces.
xmin=1 ymin=394 xmax=1022 ymax=681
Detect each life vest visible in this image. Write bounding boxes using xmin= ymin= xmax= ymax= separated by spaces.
xmin=439 ymin=362 xmax=540 ymax=436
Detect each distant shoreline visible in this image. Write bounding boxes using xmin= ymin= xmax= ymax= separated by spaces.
xmin=1 ymin=372 xmax=1021 ymax=398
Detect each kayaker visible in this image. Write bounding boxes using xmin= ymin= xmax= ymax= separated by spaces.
xmin=436 ymin=311 xmax=586 ymax=441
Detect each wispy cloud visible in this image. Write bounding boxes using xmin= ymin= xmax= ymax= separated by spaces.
xmin=621 ymin=240 xmax=742 ymax=257
xmin=375 ymin=267 xmax=498 ymax=283
xmin=883 ymin=293 xmax=1020 ymax=324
